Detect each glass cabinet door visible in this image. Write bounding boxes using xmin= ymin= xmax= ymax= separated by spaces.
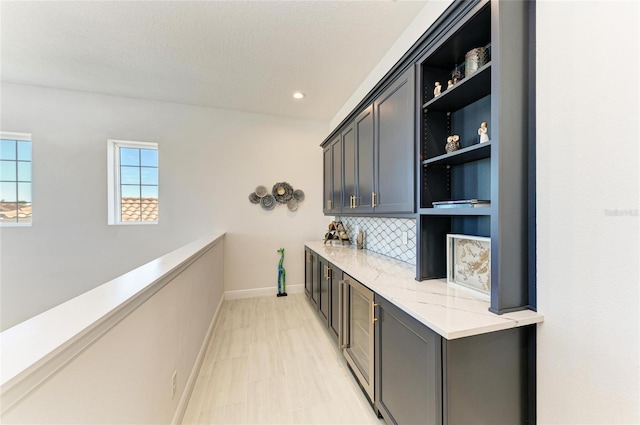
xmin=342 ymin=273 xmax=375 ymax=402
xmin=347 ymin=288 xmax=371 ymax=382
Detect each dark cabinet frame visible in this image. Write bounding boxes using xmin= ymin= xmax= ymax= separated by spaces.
xmin=320 ymin=0 xmax=536 ymax=315
xmin=375 ymin=294 xmax=535 ymax=425
xmin=305 ymin=248 xmax=342 ymax=342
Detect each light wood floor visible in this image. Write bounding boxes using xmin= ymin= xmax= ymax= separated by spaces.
xmin=181 ymin=293 xmax=385 ymax=425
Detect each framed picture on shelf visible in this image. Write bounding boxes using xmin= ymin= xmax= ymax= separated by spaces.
xmin=446 ymin=234 xmax=491 ymax=300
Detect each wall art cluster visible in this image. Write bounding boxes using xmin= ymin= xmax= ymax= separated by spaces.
xmin=249 ymin=182 xmax=305 ymax=211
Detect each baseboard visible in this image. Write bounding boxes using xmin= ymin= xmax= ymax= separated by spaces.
xmin=225 ymin=284 xmax=304 ymax=300
xmin=171 ymin=292 xmax=225 ymax=425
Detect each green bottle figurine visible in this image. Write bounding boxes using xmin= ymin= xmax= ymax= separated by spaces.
xmin=277 ymin=248 xmax=287 ymax=297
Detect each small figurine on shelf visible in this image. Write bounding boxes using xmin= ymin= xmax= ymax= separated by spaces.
xmin=445 ymin=135 xmax=461 ymax=153
xmin=433 ymin=82 xmax=442 ymax=97
xmin=478 ymin=122 xmax=490 ymax=143
xmin=452 ymin=68 xmax=462 ymax=85
xmin=447 ymin=80 xmax=454 ymax=89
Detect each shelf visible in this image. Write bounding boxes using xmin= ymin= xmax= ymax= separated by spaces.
xmin=422 ymin=62 xmax=491 ymax=112
xmin=418 ymin=207 xmax=493 ymax=216
xmin=423 ymin=141 xmax=491 ymax=166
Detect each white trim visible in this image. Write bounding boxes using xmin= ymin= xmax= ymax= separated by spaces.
xmin=0 ymin=222 xmax=32 ymax=228
xmin=224 ymin=284 xmax=304 ymax=300
xmin=0 ymin=132 xmax=33 ymax=227
xmin=171 ymin=293 xmax=225 ymax=425
xmin=0 ymin=132 xmax=31 ymax=141
xmin=107 ymin=139 xmax=158 ymax=225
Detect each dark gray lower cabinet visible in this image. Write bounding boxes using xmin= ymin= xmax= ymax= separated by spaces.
xmin=375 ymin=295 xmax=534 ymax=425
xmin=318 ymin=256 xmax=330 ymax=321
xmin=304 ymin=248 xmax=316 ymax=300
xmin=375 ymin=295 xmax=441 ymax=425
xmin=305 ymin=248 xmax=319 ymax=308
xmin=306 ymin=250 xmax=342 ymax=342
xmin=329 ymin=265 xmax=341 ymax=339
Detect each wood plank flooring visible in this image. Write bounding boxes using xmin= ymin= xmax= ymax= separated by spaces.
xmin=182 ymin=294 xmax=384 ymax=425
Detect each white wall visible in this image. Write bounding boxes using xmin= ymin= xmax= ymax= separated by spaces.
xmin=536 ymin=1 xmax=639 ymax=423
xmin=330 ymin=0 xmax=453 ymax=130
xmin=0 ymin=83 xmax=328 ymax=330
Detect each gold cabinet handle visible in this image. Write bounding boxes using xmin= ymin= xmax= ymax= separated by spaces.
xmin=372 ymin=302 xmax=379 ymax=323
xmin=371 ymin=192 xmax=377 ymax=208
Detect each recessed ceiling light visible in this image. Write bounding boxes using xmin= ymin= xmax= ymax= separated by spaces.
xmin=292 ymin=91 xmax=305 ymax=99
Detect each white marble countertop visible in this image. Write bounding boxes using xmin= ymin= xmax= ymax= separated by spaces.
xmin=305 ymin=241 xmax=543 ymax=340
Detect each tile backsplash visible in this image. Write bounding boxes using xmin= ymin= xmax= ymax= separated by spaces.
xmin=336 ymin=216 xmax=416 ymax=265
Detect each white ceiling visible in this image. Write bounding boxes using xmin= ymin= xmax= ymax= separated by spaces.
xmin=1 ymin=1 xmax=428 ymax=122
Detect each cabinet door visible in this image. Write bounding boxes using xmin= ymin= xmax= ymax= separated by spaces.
xmin=323 ymin=135 xmax=343 ymax=215
xmin=318 ymin=257 xmax=330 ymax=321
xmin=323 ymin=147 xmax=332 ymax=214
xmin=374 ymin=67 xmax=415 ymax=214
xmin=355 ymin=105 xmax=374 ymax=213
xmin=328 ymin=265 xmax=342 ymax=340
xmin=304 ymin=248 xmax=318 ymax=298
xmin=375 ymin=295 xmax=441 ymax=425
xmin=342 ymin=125 xmax=356 ymax=213
xmin=331 ymin=137 xmax=343 ymax=214
xmin=311 ymin=252 xmax=320 ymax=308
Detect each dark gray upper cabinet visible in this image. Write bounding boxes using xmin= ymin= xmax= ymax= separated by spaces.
xmin=342 ymin=124 xmax=356 ymax=211
xmin=343 ymin=105 xmax=375 ymax=214
xmin=374 ymin=67 xmax=415 ymax=214
xmin=323 ymin=135 xmax=343 ymax=215
xmin=354 ymin=105 xmax=375 ymax=213
xmin=327 ymin=69 xmax=415 ymax=217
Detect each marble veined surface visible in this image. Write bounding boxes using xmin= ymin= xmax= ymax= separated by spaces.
xmin=305 ymin=241 xmax=543 ymax=340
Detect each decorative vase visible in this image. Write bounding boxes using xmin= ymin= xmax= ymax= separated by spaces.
xmin=465 ymin=47 xmax=489 ymax=77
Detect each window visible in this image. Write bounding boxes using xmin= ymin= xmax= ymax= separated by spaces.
xmin=0 ymin=132 xmax=32 ymax=226
xmin=107 ymin=140 xmax=158 ymax=224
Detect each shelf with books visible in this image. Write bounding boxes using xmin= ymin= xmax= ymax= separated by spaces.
xmin=418 ymin=207 xmax=493 ymax=216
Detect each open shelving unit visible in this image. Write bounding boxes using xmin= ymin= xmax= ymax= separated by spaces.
xmin=415 ymin=0 xmax=532 ymax=314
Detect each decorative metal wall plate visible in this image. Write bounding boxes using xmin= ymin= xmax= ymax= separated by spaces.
xmin=260 ymin=194 xmax=277 ymax=210
xmin=272 ymin=182 xmax=293 ymax=204
xmin=293 ymin=189 xmax=305 ymax=202
xmin=249 ymin=192 xmax=260 ymax=204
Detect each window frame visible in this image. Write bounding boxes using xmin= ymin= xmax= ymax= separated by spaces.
xmin=107 ymin=139 xmax=159 ymax=225
xmin=0 ymin=132 xmax=33 ymax=227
